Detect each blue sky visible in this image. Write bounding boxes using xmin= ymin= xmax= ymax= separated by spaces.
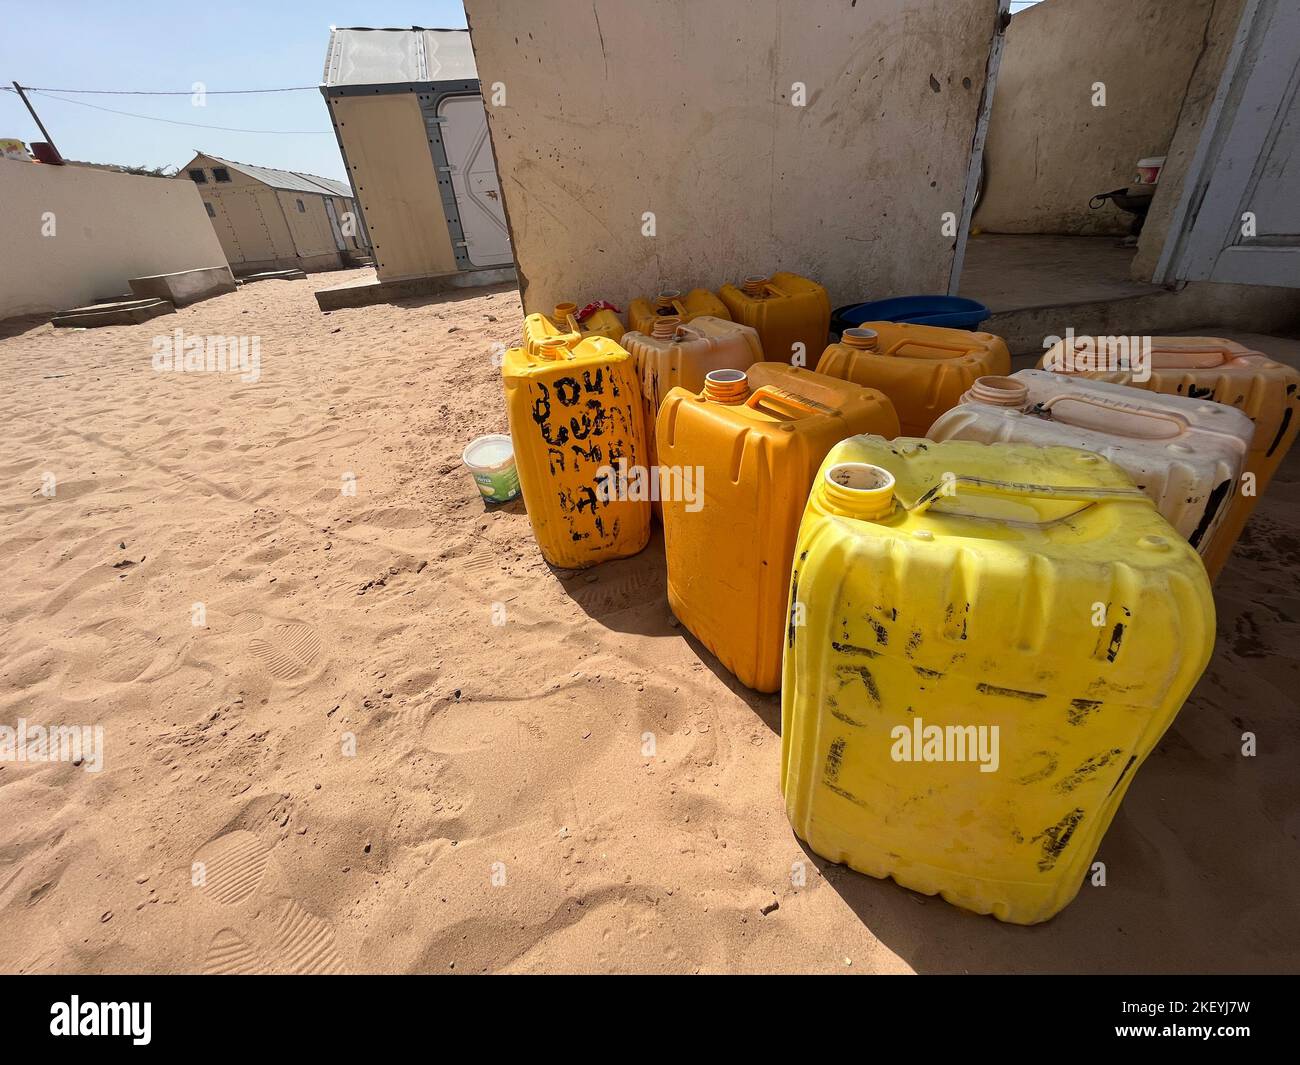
xmin=0 ymin=0 xmax=468 ymax=181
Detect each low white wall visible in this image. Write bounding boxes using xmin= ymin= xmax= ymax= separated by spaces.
xmin=0 ymin=160 xmax=230 ymax=319
xmin=464 ymin=0 xmax=1002 ymax=313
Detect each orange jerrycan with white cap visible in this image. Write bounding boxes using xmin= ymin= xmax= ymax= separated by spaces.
xmin=503 ymin=334 xmax=650 ymax=569
xmin=1040 ymin=335 xmax=1300 ymax=580
xmin=522 ymin=300 xmax=625 ymax=355
xmin=622 ymin=315 xmax=763 ymax=470
xmin=782 ymin=435 xmax=1214 ymax=924
xmin=816 ymin=324 xmax=1011 ymax=436
xmin=628 ymin=288 xmax=732 ymax=335
xmin=717 ymin=272 xmax=830 ymax=364
xmin=928 ymin=369 xmax=1254 ymax=561
xmin=657 ymin=364 xmax=898 ymax=692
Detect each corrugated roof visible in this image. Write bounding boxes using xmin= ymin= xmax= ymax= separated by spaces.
xmin=322 ymin=26 xmax=478 ymax=87
xmin=196 ymin=153 xmax=353 ymax=198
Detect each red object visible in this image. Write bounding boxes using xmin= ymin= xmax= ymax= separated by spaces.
xmin=575 ymin=300 xmax=620 ymax=323
xmin=30 ymin=141 xmax=65 ymax=165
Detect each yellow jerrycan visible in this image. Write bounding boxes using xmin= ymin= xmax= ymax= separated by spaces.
xmin=782 ymin=436 xmax=1215 ymax=924
xmin=622 ymin=315 xmax=763 ymax=471
xmin=523 ymin=300 xmax=625 ymax=355
xmin=816 ymin=324 xmax=1011 ymax=436
xmin=717 ymin=272 xmax=830 ymax=364
xmin=1040 ymin=334 xmax=1300 ymax=580
xmin=657 ymin=364 xmax=898 ymax=692
xmin=928 ymin=369 xmax=1254 ymax=563
xmin=503 ymin=335 xmax=650 ymax=569
xmin=628 ymin=288 xmax=732 ymax=335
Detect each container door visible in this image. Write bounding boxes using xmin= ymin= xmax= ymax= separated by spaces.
xmin=1161 ymin=0 xmax=1300 ymax=288
xmin=436 ymin=94 xmax=513 ymax=268
xmin=323 ymin=197 xmax=348 ymax=252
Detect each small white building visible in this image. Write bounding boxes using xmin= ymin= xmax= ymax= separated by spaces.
xmin=179 ymin=151 xmax=370 ymax=276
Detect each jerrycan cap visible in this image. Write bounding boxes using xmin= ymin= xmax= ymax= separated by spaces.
xmin=536 ymin=337 xmax=571 ymax=360
xmin=742 ymin=274 xmax=771 ymax=298
xmin=964 ymin=376 xmax=1028 ymax=408
xmin=655 ymin=290 xmax=682 ymax=309
xmin=703 ymin=368 xmax=750 ymax=404
xmin=824 ymin=462 xmax=896 ymax=520
xmin=651 ymin=314 xmax=683 ymax=340
xmin=553 ymin=301 xmax=578 ymax=322
xmin=841 ymin=328 xmax=879 ymax=351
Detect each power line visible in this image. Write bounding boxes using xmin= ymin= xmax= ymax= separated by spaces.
xmin=12 ymin=89 xmax=333 ymax=135
xmin=5 ymin=84 xmax=320 ymax=95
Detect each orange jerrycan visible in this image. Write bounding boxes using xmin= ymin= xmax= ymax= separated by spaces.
xmin=503 ymin=335 xmax=650 ymax=569
xmin=928 ymin=369 xmax=1254 ymax=562
xmin=1040 ymin=335 xmax=1300 ymax=580
xmin=523 ymin=301 xmax=625 ymax=355
xmin=628 ymin=288 xmax=732 ymax=335
xmin=658 ymin=364 xmax=898 ymax=692
xmin=816 ymin=324 xmax=1011 ymax=436
xmin=622 ymin=315 xmax=763 ymax=470
xmin=782 ymin=436 xmax=1214 ymax=924
xmin=717 ymin=272 xmax=830 ymax=364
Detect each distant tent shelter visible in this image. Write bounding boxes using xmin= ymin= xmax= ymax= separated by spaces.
xmin=178 ymin=152 xmax=371 ymax=276
xmin=320 ymin=26 xmax=513 ymax=283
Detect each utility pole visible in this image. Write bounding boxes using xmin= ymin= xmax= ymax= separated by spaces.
xmin=11 ymin=82 xmax=64 ymax=163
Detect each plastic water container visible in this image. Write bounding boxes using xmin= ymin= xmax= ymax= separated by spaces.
xmin=782 ymin=435 xmax=1214 ymax=924
xmin=717 ymin=272 xmax=830 ymax=365
xmin=816 ymin=324 xmax=1011 ymax=436
xmin=503 ymin=334 xmax=650 ymax=569
xmin=1039 ymin=335 xmax=1300 ymax=580
xmin=622 ymin=315 xmax=763 ymax=472
xmin=523 ymin=301 xmax=625 ymax=355
xmin=657 ymin=363 xmax=898 ymax=692
xmin=461 ymin=433 xmax=521 ymax=503
xmin=628 ymin=288 xmax=732 ymax=335
xmin=830 ymin=295 xmax=991 ymax=335
xmin=928 ymin=369 xmax=1253 ymax=560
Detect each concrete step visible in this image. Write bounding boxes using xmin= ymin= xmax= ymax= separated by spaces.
xmin=52 ymin=298 xmax=175 ymax=329
xmin=240 ymin=269 xmax=308 ymax=283
xmin=129 ymin=265 xmax=236 ymax=307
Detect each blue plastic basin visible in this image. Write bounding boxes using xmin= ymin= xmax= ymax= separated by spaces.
xmin=830 ymin=295 xmax=991 ymax=335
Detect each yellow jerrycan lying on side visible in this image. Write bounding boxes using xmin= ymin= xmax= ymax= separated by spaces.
xmin=503 ymin=335 xmax=650 ymax=569
xmin=1040 ymin=334 xmax=1300 ymax=581
xmin=717 ymin=272 xmax=830 ymax=365
xmin=657 ymin=364 xmax=898 ymax=693
xmin=523 ymin=301 xmax=625 ymax=355
xmin=928 ymin=369 xmax=1254 ymax=563
xmin=782 ymin=436 xmax=1214 ymax=924
xmin=628 ymin=288 xmax=732 ymax=335
xmin=816 ymin=324 xmax=1011 ymax=436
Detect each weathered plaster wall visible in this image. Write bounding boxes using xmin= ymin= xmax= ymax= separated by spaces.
xmin=463 ymin=0 xmax=1002 ymax=314
xmin=975 ymin=0 xmax=1218 ymax=237
xmin=0 ymin=159 xmax=228 ymax=319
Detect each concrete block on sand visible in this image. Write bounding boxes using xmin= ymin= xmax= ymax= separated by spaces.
xmin=52 ymin=297 xmax=176 ymax=328
xmin=129 ymin=265 xmax=236 ymax=307
xmin=241 ymin=269 xmax=308 ymax=283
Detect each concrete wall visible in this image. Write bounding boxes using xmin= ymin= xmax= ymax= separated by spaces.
xmin=327 ymin=93 xmax=460 ymax=281
xmin=1131 ymin=0 xmax=1247 ymax=280
xmin=0 ymin=158 xmax=229 ymax=319
xmin=463 ymin=0 xmax=1002 ymax=314
xmin=975 ymin=0 xmax=1218 ymax=237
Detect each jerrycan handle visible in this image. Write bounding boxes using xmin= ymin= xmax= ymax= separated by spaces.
xmin=1038 ymin=393 xmax=1186 ymax=440
xmin=1150 ymin=350 xmax=1229 ymax=369
xmin=908 ymin=473 xmax=1149 ymax=515
xmin=746 ymin=385 xmax=825 ymax=421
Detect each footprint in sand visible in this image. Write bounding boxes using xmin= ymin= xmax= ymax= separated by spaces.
xmin=249 ymin=621 xmax=323 ymax=681
xmin=194 ymin=830 xmax=345 ymax=974
xmin=203 ymin=928 xmax=262 ymax=975
xmin=193 ymin=830 xmax=271 ymax=905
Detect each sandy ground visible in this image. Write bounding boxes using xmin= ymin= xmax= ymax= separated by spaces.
xmin=1 ymin=268 xmax=1297 ymax=974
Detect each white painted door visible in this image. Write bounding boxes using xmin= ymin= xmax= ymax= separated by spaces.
xmin=437 ymin=94 xmax=513 ymax=269
xmin=1163 ymin=0 xmax=1300 ymax=287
